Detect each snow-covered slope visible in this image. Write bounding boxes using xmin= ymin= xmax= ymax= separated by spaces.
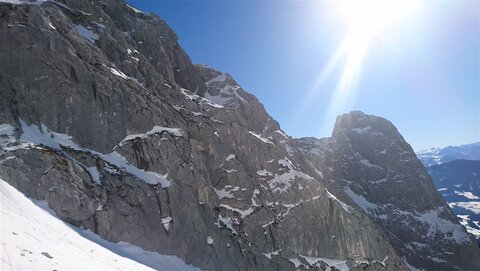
xmin=0 ymin=178 xmax=201 ymax=271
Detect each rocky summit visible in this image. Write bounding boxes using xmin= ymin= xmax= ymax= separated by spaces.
xmin=0 ymin=1 xmax=479 ymax=270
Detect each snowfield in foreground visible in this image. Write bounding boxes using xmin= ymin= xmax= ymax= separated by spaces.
xmin=0 ymin=179 xmax=201 ymax=271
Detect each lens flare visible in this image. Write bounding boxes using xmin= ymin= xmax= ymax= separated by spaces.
xmin=315 ymin=0 xmax=420 ymax=135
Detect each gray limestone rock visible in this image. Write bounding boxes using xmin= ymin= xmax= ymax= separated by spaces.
xmin=0 ymin=1 xmax=473 ymax=271
xmin=294 ymin=111 xmax=480 ymax=270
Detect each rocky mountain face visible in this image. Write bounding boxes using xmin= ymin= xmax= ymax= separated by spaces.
xmin=416 ymin=142 xmax=480 ymax=167
xmin=0 ymin=1 xmax=478 ymax=270
xmin=427 ymin=160 xmax=480 ymax=244
xmin=294 ymin=112 xmax=480 ymax=270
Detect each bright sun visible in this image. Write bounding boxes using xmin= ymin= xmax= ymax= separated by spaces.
xmin=339 ymin=0 xmax=419 ymax=38
xmin=334 ymin=0 xmax=420 ymax=93
xmin=318 ymin=0 xmax=421 ymax=135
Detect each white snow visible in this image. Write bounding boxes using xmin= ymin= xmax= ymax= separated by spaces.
xmin=263 ymin=250 xmax=281 ymax=259
xmin=206 ymin=236 xmax=214 ymax=245
xmin=345 ymin=187 xmax=470 ymax=243
xmin=268 ymin=168 xmax=312 ymax=193
xmin=108 ymin=65 xmax=147 ymax=90
xmin=0 ymin=0 xmax=46 ymax=5
xmin=299 ymin=255 xmax=348 ymax=271
xmin=289 ymin=258 xmax=305 ymax=268
xmin=325 ymin=188 xmax=351 ymax=212
xmin=437 ymin=188 xmax=448 ymax=191
xmin=415 ymin=208 xmax=469 ymax=243
xmin=191 ymin=111 xmax=203 ymax=117
xmin=369 ymin=175 xmax=388 ymax=184
xmin=256 ymin=169 xmax=273 ymax=177
xmin=126 ymin=3 xmax=146 ymax=14
xmin=109 ymin=66 xmax=129 ymax=79
xmin=86 ymin=166 xmax=101 ymax=184
xmin=180 ymin=88 xmax=223 ymax=109
xmin=75 ymin=24 xmax=98 ymax=43
xmin=225 ymin=154 xmax=236 ymax=161
xmin=344 ymin=187 xmax=379 ymax=214
xmin=0 ymin=179 xmax=201 ymax=271
xmin=204 ymin=92 xmax=230 ymax=106
xmin=359 ymin=158 xmax=382 ymax=169
xmin=204 ymin=74 xmax=245 ymax=106
xmin=278 ymin=157 xmax=295 ymax=169
xmin=161 ymin=216 xmax=172 ymax=231
xmin=118 ymin=126 xmax=182 ymax=146
xmin=20 ymin=120 xmax=75 ymax=150
xmin=427 ymin=256 xmax=446 ymax=263
xmin=266 ymin=158 xmax=314 ymax=193
xmin=248 ymin=131 xmax=274 ymax=145
xmin=100 ymin=152 xmax=171 ymax=187
xmin=215 ymin=214 xmax=238 ymax=234
xmin=464 ymin=224 xmax=480 ymax=238
xmin=473 ymin=220 xmax=480 ymax=228
xmin=96 ymin=203 xmax=104 ymax=211
xmin=448 ymin=201 xmax=480 ymax=214
xmin=219 ymin=204 xmax=254 ymax=219
xmin=212 ymin=185 xmax=240 ymax=199
xmin=274 ymin=129 xmax=288 ymax=138
xmin=457 ymin=214 xmax=470 ymax=226
xmin=18 ymin=120 xmax=171 ymax=187
xmin=374 ymin=256 xmax=389 ymax=267
xmin=314 ymin=168 xmax=324 ymax=179
xmin=454 ymin=191 xmax=479 ymax=200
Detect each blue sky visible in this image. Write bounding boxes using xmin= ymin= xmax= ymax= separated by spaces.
xmin=127 ymin=0 xmax=479 ymax=151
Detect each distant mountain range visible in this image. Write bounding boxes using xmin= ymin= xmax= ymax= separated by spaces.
xmin=417 ymin=142 xmax=480 ymax=167
xmin=417 ymin=143 xmax=480 ymax=244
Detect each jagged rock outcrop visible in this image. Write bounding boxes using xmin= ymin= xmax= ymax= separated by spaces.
xmin=0 ymin=1 xmax=477 ymax=270
xmin=294 ymin=111 xmax=480 ymax=270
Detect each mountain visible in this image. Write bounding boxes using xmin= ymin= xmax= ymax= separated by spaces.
xmin=416 ymin=142 xmax=480 ymax=167
xmin=294 ymin=111 xmax=480 ymax=271
xmin=426 ymin=160 xmax=480 ymax=243
xmin=0 ymin=0 xmax=479 ymax=270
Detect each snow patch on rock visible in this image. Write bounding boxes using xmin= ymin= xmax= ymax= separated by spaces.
xmin=118 ymin=126 xmax=182 ymax=146
xmin=17 ymin=120 xmax=171 ymax=187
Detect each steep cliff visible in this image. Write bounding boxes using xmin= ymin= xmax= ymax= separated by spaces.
xmin=295 ymin=111 xmax=480 ymax=270
xmin=0 ymin=0 xmax=477 ymax=270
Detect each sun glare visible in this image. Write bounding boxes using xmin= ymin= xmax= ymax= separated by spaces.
xmin=317 ymin=0 xmax=421 ymax=136
xmin=339 ymin=0 xmax=419 ymax=36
